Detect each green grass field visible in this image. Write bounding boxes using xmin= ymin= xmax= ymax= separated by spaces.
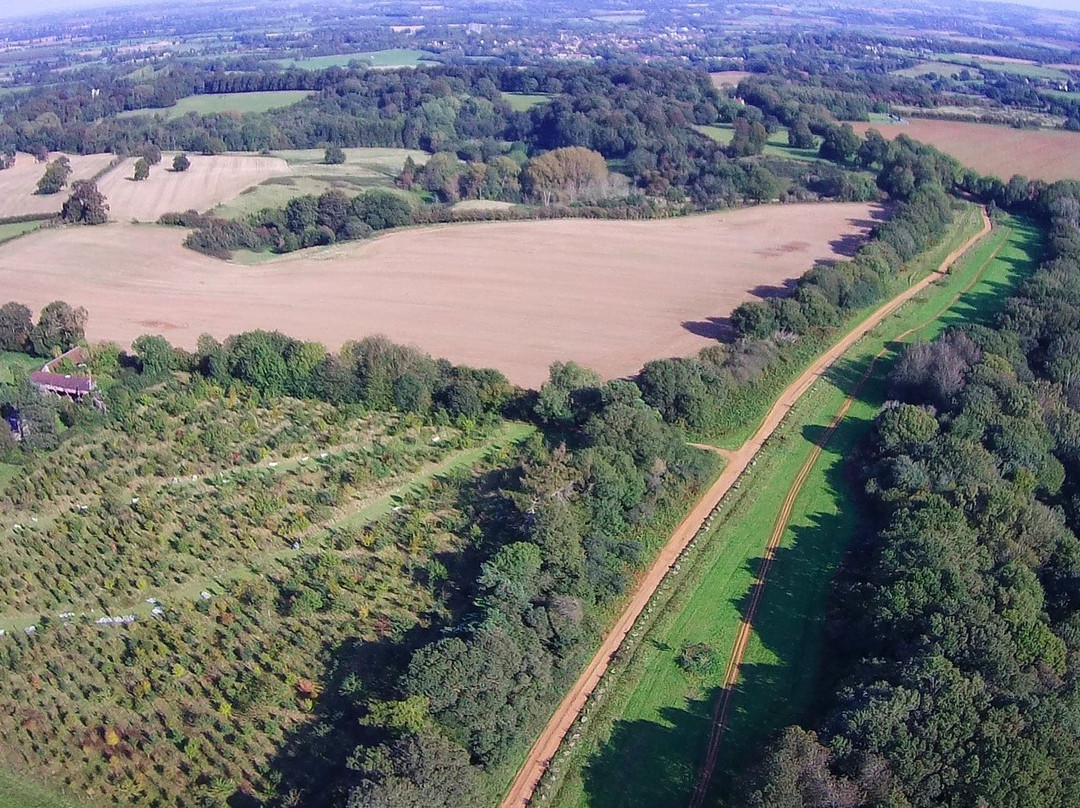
xmin=932 ymin=53 xmax=1069 ymax=81
xmin=275 ymin=49 xmax=439 ymax=70
xmin=543 ymin=212 xmax=1042 ymax=808
xmin=693 ymin=123 xmax=821 ymax=162
xmin=0 ymin=221 xmax=43 ymax=246
xmin=891 ymin=60 xmax=983 ymax=79
xmin=0 ymin=768 xmax=81 ymax=808
xmin=116 ymin=90 xmax=312 ymax=120
xmin=503 ymin=92 xmax=552 ymax=112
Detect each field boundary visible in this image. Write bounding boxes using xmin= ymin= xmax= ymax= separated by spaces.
xmin=498 ymin=207 xmax=991 ymax=808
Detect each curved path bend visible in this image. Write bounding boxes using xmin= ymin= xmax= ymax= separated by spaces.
xmin=500 ymin=207 xmax=992 ymax=808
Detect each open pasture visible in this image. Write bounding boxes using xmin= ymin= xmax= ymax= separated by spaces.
xmin=0 ymin=203 xmax=879 ymax=388
xmin=208 ymin=147 xmax=427 ymax=219
xmin=693 ymin=123 xmax=820 ymax=162
xmin=97 ymin=152 xmax=288 ymax=221
xmin=274 ymin=48 xmax=439 ymax=70
xmin=709 ymin=71 xmax=754 ymax=88
xmin=0 ymin=152 xmax=116 ymax=218
xmin=115 ymin=90 xmax=312 ymax=119
xmin=853 ymin=119 xmax=1080 ymax=182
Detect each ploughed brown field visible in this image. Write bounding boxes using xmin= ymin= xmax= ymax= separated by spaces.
xmin=98 ymin=152 xmax=288 ymax=221
xmin=0 ymin=202 xmax=880 ymax=387
xmin=0 ymin=152 xmax=117 ymax=218
xmin=853 ymin=119 xmax=1080 ymax=182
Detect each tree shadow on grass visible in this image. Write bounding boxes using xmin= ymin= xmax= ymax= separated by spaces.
xmin=581 ymin=690 xmax=718 ymax=808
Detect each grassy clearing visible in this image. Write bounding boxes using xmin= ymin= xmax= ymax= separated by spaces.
xmin=0 ymin=221 xmax=43 ymax=246
xmin=933 ymin=53 xmax=1068 ymax=80
xmin=544 ymin=213 xmax=1041 ymax=808
xmin=116 ymin=90 xmax=312 ymax=120
xmin=0 ymin=351 xmax=38 ymax=385
xmin=692 ymin=123 xmax=821 ymax=162
xmin=503 ymin=92 xmax=552 ymax=112
xmin=0 ymin=767 xmax=81 ymax=808
xmin=275 ymin=49 xmax=439 ymax=70
xmin=891 ymin=60 xmax=983 ymax=79
xmin=209 ymin=147 xmax=426 ymax=220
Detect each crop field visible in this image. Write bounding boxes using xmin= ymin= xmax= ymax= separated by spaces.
xmin=0 ymin=202 xmax=879 ymax=388
xmin=208 ymin=148 xmax=427 ymax=220
xmin=693 ymin=123 xmax=821 ymax=162
xmin=0 ymin=153 xmax=117 ymax=218
xmin=0 ymin=376 xmax=530 ymax=807
xmin=97 ymin=153 xmax=288 ymax=222
xmin=115 ymin=90 xmax=312 ymax=120
xmin=544 ymin=209 xmax=1040 ymax=808
xmin=852 ymin=119 xmax=1080 ymax=182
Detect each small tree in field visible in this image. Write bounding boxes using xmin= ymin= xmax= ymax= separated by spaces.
xmin=36 ymin=156 xmax=72 ymax=195
xmin=324 ymin=144 xmax=346 ymax=165
xmin=60 ymin=181 xmax=109 ymax=225
xmin=173 ymin=153 xmax=191 ymax=172
xmin=133 ymin=158 xmax=150 ymax=181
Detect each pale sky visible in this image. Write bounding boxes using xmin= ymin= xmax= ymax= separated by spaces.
xmin=1 ymin=0 xmax=1079 ymax=19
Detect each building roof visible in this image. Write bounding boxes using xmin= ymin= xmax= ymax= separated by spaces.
xmin=29 ymin=371 xmax=95 ymax=395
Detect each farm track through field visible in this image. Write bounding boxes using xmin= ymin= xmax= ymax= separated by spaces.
xmin=687 ymin=214 xmax=1007 ymax=808
xmin=499 ymin=207 xmax=992 ymax=808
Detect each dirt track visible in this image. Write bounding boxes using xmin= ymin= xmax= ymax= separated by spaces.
xmin=499 ymin=207 xmax=992 ymax=808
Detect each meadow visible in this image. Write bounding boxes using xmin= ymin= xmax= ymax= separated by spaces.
xmin=115 ymin=91 xmax=312 ymax=120
xmin=0 ymin=203 xmax=879 ymax=388
xmin=502 ymin=92 xmax=552 ymax=112
xmin=0 ymin=376 xmax=531 ymax=807
xmin=208 ymin=148 xmax=426 ymax=220
xmin=273 ymin=49 xmax=439 ymax=70
xmin=692 ymin=123 xmax=821 ymax=162
xmin=852 ymin=119 xmax=1080 ymax=182
xmin=541 ymin=206 xmax=1042 ymax=808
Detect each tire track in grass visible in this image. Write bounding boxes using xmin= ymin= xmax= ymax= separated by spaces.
xmin=687 ymin=216 xmax=1008 ymax=808
xmin=500 ymin=207 xmax=991 ymax=808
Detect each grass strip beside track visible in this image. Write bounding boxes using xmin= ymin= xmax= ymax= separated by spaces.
xmin=539 ymin=213 xmax=1040 ymax=808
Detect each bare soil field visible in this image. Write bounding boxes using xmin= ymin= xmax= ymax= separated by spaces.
xmin=710 ymin=71 xmax=753 ymax=87
xmin=98 ymin=152 xmax=288 ymax=221
xmin=853 ymin=119 xmax=1080 ymax=182
xmin=0 ymin=152 xmax=116 ymax=218
xmin=0 ymin=203 xmax=879 ymax=387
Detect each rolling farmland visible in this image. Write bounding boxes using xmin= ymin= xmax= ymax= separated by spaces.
xmin=852 ymin=119 xmax=1080 ymax=182
xmin=0 ymin=202 xmax=880 ymax=387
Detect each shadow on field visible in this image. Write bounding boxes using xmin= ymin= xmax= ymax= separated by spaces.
xmin=581 ymin=690 xmax=719 ymax=808
xmin=711 ymin=408 xmax=874 ymax=804
xmin=683 ymin=316 xmax=737 ymax=341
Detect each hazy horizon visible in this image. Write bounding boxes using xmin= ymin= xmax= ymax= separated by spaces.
xmin=2 ymin=0 xmax=1080 ymax=19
